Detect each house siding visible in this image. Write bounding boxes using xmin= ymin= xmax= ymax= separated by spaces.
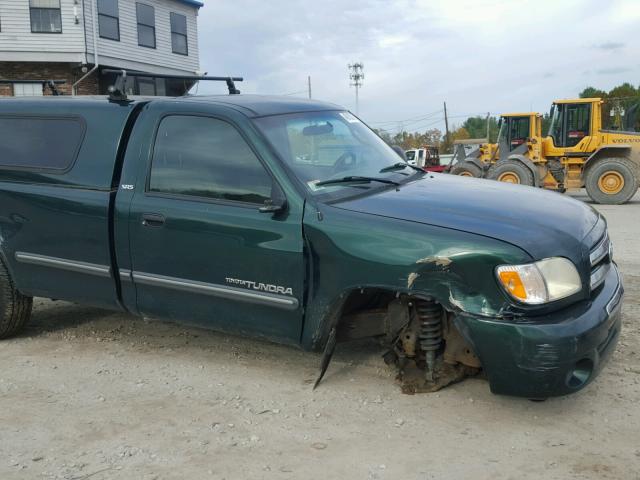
xmin=0 ymin=0 xmax=86 ymax=63
xmin=84 ymin=0 xmax=200 ymax=75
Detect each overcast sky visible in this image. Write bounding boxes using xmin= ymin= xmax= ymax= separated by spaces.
xmin=195 ymin=0 xmax=640 ymax=133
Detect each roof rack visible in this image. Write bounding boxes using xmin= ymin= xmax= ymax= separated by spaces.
xmin=102 ymin=69 xmax=243 ymax=102
xmin=0 ymin=79 xmax=66 ymax=96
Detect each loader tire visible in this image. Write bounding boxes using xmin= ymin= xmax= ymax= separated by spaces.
xmin=487 ymin=159 xmax=535 ymax=186
xmin=0 ymin=257 xmax=33 ymax=339
xmin=585 ymin=157 xmax=639 ymax=205
xmin=450 ymin=161 xmax=482 ymax=178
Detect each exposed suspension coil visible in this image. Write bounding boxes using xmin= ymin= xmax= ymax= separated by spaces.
xmin=416 ymin=298 xmax=443 ymax=353
xmin=416 ymin=298 xmax=443 ymax=381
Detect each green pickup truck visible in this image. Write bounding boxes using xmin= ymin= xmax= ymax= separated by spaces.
xmin=0 ymin=92 xmax=623 ymax=398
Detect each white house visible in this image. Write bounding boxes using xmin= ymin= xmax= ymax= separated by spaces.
xmin=0 ymin=0 xmax=203 ymax=96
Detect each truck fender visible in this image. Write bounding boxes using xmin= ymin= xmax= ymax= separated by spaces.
xmin=507 ymin=154 xmax=540 ymax=186
xmin=584 ymin=145 xmax=634 ymax=171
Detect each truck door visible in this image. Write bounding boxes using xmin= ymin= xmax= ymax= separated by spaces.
xmin=126 ymin=112 xmax=305 ymax=343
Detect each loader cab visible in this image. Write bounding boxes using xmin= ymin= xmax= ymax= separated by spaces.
xmin=496 ymin=113 xmax=538 ymax=161
xmin=547 ymin=99 xmax=597 ymax=149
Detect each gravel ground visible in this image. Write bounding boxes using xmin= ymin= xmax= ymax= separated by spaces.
xmin=1 ymin=190 xmax=639 ymax=480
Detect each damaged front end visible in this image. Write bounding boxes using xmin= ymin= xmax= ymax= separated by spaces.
xmin=314 ymin=292 xmax=482 ymax=394
xmin=388 ymin=296 xmax=481 ymax=394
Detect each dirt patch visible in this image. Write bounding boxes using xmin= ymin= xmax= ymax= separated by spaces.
xmin=1 ymin=190 xmax=639 ymax=479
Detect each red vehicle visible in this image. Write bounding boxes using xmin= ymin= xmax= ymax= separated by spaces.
xmin=422 ymin=145 xmax=448 ymax=172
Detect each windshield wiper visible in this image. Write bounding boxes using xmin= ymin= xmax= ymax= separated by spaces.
xmin=379 ymin=162 xmax=424 ymax=173
xmin=316 ymin=176 xmax=400 ymax=187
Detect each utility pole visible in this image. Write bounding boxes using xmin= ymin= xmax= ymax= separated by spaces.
xmin=443 ymin=101 xmax=450 ymax=151
xmin=348 ymin=63 xmax=364 ymax=115
xmin=486 ymin=112 xmax=491 ymax=141
xmin=308 ymin=75 xmax=312 ymax=99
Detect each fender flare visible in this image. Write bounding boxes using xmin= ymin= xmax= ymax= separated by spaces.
xmin=584 ymin=145 xmax=633 ymax=171
xmin=0 ymin=243 xmax=17 ymax=283
xmin=308 ymin=286 xmax=455 ymax=352
xmin=506 ymin=154 xmax=540 ymax=186
xmin=466 ymin=156 xmax=486 ymax=170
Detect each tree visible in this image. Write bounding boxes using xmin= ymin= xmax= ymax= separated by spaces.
xmin=462 ymin=116 xmax=500 ymax=142
xmin=375 ymin=128 xmax=444 ymax=150
xmin=422 ymin=128 xmax=442 ymax=146
xmin=541 ymin=112 xmax=551 ymax=136
xmin=374 ymin=128 xmax=394 ymax=145
xmin=608 ymin=82 xmax=638 ymax=99
xmin=451 ymin=127 xmax=470 ymax=142
xmin=579 ymin=86 xmax=607 ymax=99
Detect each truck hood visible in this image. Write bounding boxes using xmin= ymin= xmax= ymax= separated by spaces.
xmin=331 ymin=174 xmax=600 ymax=263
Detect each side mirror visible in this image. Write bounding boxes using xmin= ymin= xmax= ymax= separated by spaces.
xmin=259 ymin=197 xmax=287 ymax=214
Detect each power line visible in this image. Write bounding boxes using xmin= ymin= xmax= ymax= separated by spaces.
xmin=379 ymin=117 xmax=445 ymax=134
xmin=368 ymin=109 xmax=443 ymax=126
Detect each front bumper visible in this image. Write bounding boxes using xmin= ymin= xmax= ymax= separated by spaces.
xmin=456 ymin=263 xmax=623 ymax=398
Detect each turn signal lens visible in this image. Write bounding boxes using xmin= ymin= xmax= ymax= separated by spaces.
xmin=496 ymin=258 xmax=581 ymax=305
xmin=497 ymin=270 xmax=527 ymax=300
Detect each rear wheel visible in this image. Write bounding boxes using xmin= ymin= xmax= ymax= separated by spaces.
xmin=449 ymin=161 xmax=482 ymax=178
xmin=585 ymin=157 xmax=639 ymax=204
xmin=0 ymin=258 xmax=33 ymax=339
xmin=487 ymin=159 xmax=535 ymax=186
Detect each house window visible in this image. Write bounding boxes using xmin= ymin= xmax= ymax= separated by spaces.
xmin=136 ymin=3 xmax=155 ymax=48
xmin=13 ymin=83 xmax=44 ymax=97
xmin=30 ymin=0 xmax=62 ymax=33
xmin=97 ymin=0 xmax=119 ymax=41
xmin=170 ymin=12 xmax=188 ymax=55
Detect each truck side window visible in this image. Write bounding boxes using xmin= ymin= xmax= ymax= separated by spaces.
xmin=0 ymin=116 xmax=85 ymax=171
xmin=149 ymin=115 xmax=273 ymax=204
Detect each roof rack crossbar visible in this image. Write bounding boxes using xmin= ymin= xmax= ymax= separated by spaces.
xmin=102 ymin=69 xmax=243 ymax=101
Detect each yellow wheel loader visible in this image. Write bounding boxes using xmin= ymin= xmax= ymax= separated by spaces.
xmin=449 ymin=113 xmax=538 ymax=179
xmin=461 ymin=98 xmax=639 ymax=204
xmin=537 ymin=98 xmax=640 ymax=204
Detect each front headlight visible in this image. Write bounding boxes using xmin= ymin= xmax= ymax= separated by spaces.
xmin=496 ymin=257 xmax=582 ymax=305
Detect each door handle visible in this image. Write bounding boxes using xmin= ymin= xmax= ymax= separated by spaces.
xmin=142 ymin=213 xmax=165 ymax=227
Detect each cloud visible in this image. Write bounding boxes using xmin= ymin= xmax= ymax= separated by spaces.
xmin=195 ymin=0 xmax=640 ymax=132
xmin=596 ymin=66 xmax=633 ymax=75
xmin=378 ymin=34 xmax=410 ymax=49
xmin=594 ymin=42 xmax=625 ymax=51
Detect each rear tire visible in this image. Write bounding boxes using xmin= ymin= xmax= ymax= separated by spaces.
xmin=584 ymin=157 xmax=639 ymax=205
xmin=450 ymin=161 xmax=482 ymax=178
xmin=487 ymin=159 xmax=535 ymax=186
xmin=0 ymin=257 xmax=33 ymax=339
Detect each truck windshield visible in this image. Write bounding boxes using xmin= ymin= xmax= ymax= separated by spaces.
xmin=254 ymin=111 xmax=422 ymax=198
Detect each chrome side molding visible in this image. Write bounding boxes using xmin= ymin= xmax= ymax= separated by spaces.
xmin=15 ymin=252 xmax=111 ymax=277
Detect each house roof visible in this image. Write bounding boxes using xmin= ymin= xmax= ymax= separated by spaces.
xmin=176 ymin=0 xmax=204 ymax=8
